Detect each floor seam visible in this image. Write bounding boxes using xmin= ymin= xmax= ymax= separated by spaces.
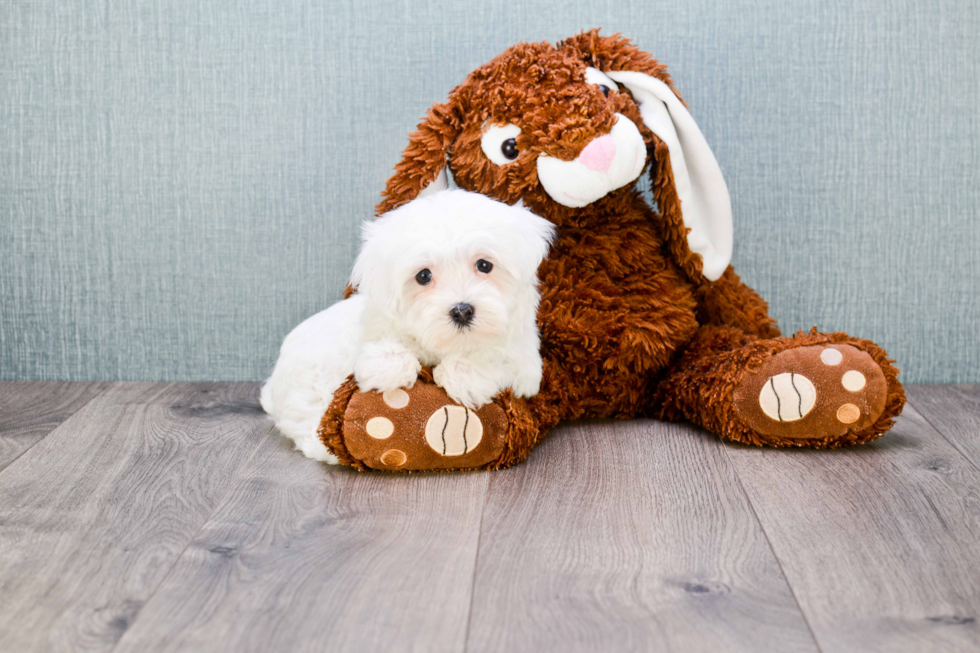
xmin=904 ymin=391 xmax=980 ymax=476
xmin=106 ymin=416 xmax=274 ymax=653
xmin=0 ymin=381 xmax=116 ymax=478
xmin=460 ymin=473 xmax=491 ymax=653
xmin=720 ymin=443 xmax=826 ymax=653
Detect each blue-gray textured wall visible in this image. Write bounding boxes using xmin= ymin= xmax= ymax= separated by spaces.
xmin=1 ymin=0 xmax=978 ymax=383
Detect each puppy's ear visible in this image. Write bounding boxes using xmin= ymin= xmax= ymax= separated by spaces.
xmin=500 ymin=206 xmax=556 ymax=284
xmin=348 ymin=219 xmax=381 ymax=292
xmin=375 ymin=98 xmax=463 ymax=216
xmin=563 ymin=31 xmax=733 ymax=283
xmin=350 ymin=216 xmax=404 ymax=305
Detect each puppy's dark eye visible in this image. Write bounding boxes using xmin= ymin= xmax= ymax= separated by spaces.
xmin=501 ymin=138 xmax=519 ymax=161
xmin=415 ymin=269 xmax=432 ymax=285
xmin=476 ymin=259 xmax=493 ymax=274
xmin=598 ymin=84 xmax=611 ymax=97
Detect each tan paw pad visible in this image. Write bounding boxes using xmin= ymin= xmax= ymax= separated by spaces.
xmin=820 ymin=348 xmax=843 ymax=365
xmin=758 ymin=373 xmax=817 ymax=422
xmin=841 ymin=370 xmax=866 ymax=392
xmin=382 ymin=388 xmax=410 ymax=408
xmin=365 ymin=416 xmax=394 ymax=439
xmin=837 ymin=404 xmax=861 ymax=424
xmin=380 ymin=449 xmax=407 ymax=467
xmin=425 ymin=406 xmax=483 ymax=456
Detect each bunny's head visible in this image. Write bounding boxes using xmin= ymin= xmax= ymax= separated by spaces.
xmin=378 ymin=30 xmax=733 ymax=283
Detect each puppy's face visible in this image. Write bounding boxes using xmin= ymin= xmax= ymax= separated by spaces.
xmin=352 ymin=190 xmax=555 ymax=357
xmin=398 ymin=245 xmax=516 ymax=355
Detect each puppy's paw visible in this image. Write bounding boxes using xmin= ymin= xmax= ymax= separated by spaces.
xmin=354 ymin=339 xmax=422 ymax=393
xmin=510 ymin=353 xmax=543 ymax=398
xmin=433 ymin=359 xmax=499 ymax=410
xmin=510 ymin=369 xmax=541 ymax=398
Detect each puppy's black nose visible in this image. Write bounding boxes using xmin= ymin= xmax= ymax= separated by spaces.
xmin=449 ymin=303 xmax=475 ymax=327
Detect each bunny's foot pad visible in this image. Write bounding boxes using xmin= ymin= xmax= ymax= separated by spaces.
xmin=337 ymin=382 xmax=508 ymax=471
xmin=733 ymin=344 xmax=888 ymax=441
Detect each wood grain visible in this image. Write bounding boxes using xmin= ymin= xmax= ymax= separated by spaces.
xmin=0 ymin=382 xmax=269 ymax=653
xmin=724 ymin=404 xmax=980 ymax=652
xmin=112 ymin=433 xmax=490 ymax=653
xmin=465 ymin=419 xmax=819 ymax=653
xmin=907 ymin=384 xmax=980 ymax=470
xmin=0 ymin=381 xmax=111 ymax=472
xmin=3 ymin=383 xmax=980 ymax=652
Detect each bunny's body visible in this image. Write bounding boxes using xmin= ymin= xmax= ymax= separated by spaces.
xmin=317 ymin=32 xmax=905 ymax=472
xmin=536 ymin=193 xmax=698 ymax=419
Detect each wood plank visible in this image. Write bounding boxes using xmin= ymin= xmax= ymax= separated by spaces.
xmin=0 ymin=381 xmax=111 ymax=472
xmin=907 ymin=384 xmax=980 ymax=469
xmin=724 ymin=405 xmax=980 ymax=652
xmin=91 ymin=381 xmax=258 ymax=406
xmin=466 ymin=420 xmax=819 ymax=653
xmin=0 ymin=382 xmax=269 ymax=653
xmin=112 ymin=433 xmax=489 ymax=653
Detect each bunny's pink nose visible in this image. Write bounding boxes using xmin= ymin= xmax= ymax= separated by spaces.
xmin=577 ymin=135 xmax=617 ymax=173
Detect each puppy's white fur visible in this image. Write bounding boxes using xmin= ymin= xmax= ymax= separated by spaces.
xmin=261 ymin=190 xmax=555 ymax=462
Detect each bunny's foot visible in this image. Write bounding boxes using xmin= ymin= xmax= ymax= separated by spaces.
xmin=655 ymin=327 xmax=905 ymax=448
xmin=732 ymin=343 xmax=893 ymax=443
xmin=318 ymin=371 xmax=522 ymax=472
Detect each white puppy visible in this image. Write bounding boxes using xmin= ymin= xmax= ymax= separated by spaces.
xmin=260 ymin=190 xmax=555 ymax=462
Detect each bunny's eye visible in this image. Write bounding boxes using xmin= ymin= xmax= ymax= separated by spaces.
xmin=481 ymin=123 xmax=522 ymax=166
xmin=415 ymin=269 xmax=432 ymax=285
xmin=584 ymin=67 xmax=619 ymax=97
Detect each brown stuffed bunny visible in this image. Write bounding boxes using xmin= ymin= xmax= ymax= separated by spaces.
xmin=319 ymin=30 xmax=905 ymax=472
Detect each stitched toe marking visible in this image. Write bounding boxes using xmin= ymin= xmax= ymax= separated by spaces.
xmin=382 ymin=388 xmax=410 ymax=408
xmin=837 ymin=403 xmax=861 ymax=424
xmin=820 ymin=348 xmax=843 ymax=365
xmin=424 ymin=406 xmax=483 ymax=456
xmin=841 ymin=370 xmax=867 ymax=392
xmin=365 ymin=416 xmax=394 ymax=439
xmin=380 ymin=449 xmax=407 ymax=467
xmin=758 ymin=373 xmax=816 ymax=422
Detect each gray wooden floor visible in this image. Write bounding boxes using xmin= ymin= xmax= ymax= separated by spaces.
xmin=0 ymin=383 xmax=978 ymax=653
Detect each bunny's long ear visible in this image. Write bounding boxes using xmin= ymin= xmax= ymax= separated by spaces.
xmin=607 ymin=71 xmax=733 ymax=282
xmin=375 ymin=99 xmax=462 ymax=216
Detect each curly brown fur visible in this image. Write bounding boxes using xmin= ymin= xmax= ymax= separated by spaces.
xmin=325 ymin=30 xmax=904 ymax=470
xmin=318 ymin=375 xmax=365 ymax=470
xmin=695 ymin=267 xmax=781 ymax=339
